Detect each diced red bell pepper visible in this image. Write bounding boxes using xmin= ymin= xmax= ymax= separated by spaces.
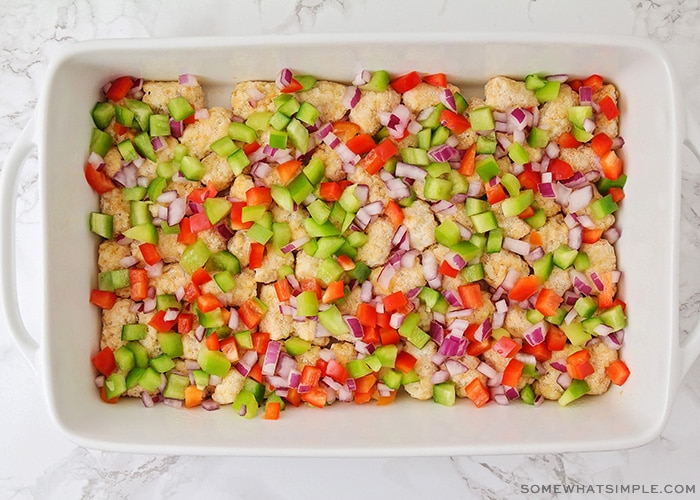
xmin=177 ymin=313 xmax=194 ymax=334
xmin=197 ymin=293 xmax=224 ymax=313
xmin=239 ymin=298 xmax=266 ymax=329
xmin=390 ymin=71 xmax=422 ymax=93
xmin=84 ymin=165 xmax=116 ymax=194
xmin=360 ymin=138 xmax=398 ymax=175
xmin=249 ymin=242 xmax=265 ymax=270
xmin=319 ymin=182 xmax=344 ymax=202
xmin=346 ymin=133 xmax=376 ymax=155
xmin=423 ymin=73 xmax=447 ymax=88
xmin=90 ymin=289 xmax=117 ymax=309
xmin=105 ymin=76 xmax=134 ymax=102
xmin=149 ymin=309 xmax=177 ymax=333
xmin=92 ymin=346 xmax=117 ymax=376
xmin=548 ymin=159 xmax=574 ymax=181
xmin=139 ymin=243 xmax=161 ymax=266
xmin=230 ymin=201 xmax=253 ymax=230
xmin=439 ymin=109 xmax=470 ymax=134
xmin=129 ymin=268 xmax=149 ymax=302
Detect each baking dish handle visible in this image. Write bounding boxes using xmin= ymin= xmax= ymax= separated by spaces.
xmin=681 ymin=112 xmax=700 ymax=377
xmin=0 ymin=116 xmax=40 ymax=372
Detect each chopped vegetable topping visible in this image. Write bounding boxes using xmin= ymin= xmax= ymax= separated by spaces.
xmin=87 ymin=70 xmax=628 ymax=417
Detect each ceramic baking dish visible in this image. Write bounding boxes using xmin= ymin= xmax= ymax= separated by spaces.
xmin=3 ymin=33 xmax=700 ymax=456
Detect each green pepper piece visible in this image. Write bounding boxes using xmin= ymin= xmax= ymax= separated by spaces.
xmin=92 ymin=102 xmax=115 ymax=130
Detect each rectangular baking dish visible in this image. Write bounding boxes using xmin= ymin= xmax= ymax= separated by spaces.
xmin=3 ymin=33 xmax=700 ymax=456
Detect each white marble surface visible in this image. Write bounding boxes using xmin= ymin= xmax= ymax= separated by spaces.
xmin=1 ymin=0 xmax=700 ymax=498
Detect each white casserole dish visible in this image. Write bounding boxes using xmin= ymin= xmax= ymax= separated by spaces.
xmin=3 ymin=33 xmax=700 ymax=456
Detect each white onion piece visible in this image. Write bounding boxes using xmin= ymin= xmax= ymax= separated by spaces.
xmin=431 ymin=370 xmax=450 ymax=385
xmin=568 ymin=185 xmax=594 ymax=213
xmin=502 ymin=237 xmax=531 ymax=257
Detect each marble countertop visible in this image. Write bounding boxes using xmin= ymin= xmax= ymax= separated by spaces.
xmin=2 ymin=1 xmax=700 ymax=498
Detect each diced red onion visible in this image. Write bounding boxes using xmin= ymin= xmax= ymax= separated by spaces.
xmin=88 ymin=151 xmax=104 ymax=168
xmin=504 ymin=386 xmax=520 ymax=400
xmin=544 ymin=141 xmax=560 ymax=159
xmin=281 ymin=236 xmax=310 ymax=254
xmin=342 ymin=86 xmax=361 ymax=109
xmin=550 ymin=360 xmax=567 ymax=372
xmin=112 ymin=163 xmax=138 ymax=188
xmin=568 ymin=185 xmax=593 ymax=213
xmin=501 ymin=268 xmax=520 ymax=291
xmin=422 ymin=250 xmax=438 ymax=280
xmin=395 ymin=162 xmax=427 ymax=180
xmin=564 ymin=307 xmax=578 ymax=326
xmin=439 ymin=88 xmax=457 ymax=112
xmin=546 ymin=73 xmax=569 ymax=82
xmin=250 ymin=161 xmax=272 ymax=179
xmin=576 ymin=214 xmax=595 ymax=229
xmin=145 ymin=261 xmax=163 ymax=279
xmin=561 ymin=172 xmax=588 ymax=189
xmin=429 ymin=144 xmax=458 ymax=162
xmin=431 ymin=200 xmax=456 ymax=215
xmin=262 ymin=340 xmax=282 ymax=376
xmin=557 ymin=372 xmax=572 ymax=390
xmin=344 ymin=315 xmax=364 ymax=338
xmin=564 ymin=213 xmax=579 ymax=229
xmin=194 ymin=108 xmax=209 ymax=121
xmin=515 ymin=352 xmax=537 ymax=366
xmin=431 ymin=370 xmax=450 ymax=385
xmin=578 ymin=86 xmax=593 ymax=104
xmin=466 ymin=179 xmax=482 ymax=197
xmin=276 ymin=68 xmax=293 ymax=90
xmin=142 ymin=298 xmax=156 ymax=314
xmin=442 ymin=289 xmax=463 ymax=308
xmin=570 ymin=270 xmax=593 ymax=295
xmin=538 ymin=182 xmax=556 ymax=198
xmin=473 ymin=318 xmax=492 ymax=342
xmin=400 ymin=250 xmax=419 ymax=268
xmin=502 ymin=237 xmax=531 ymax=257
xmin=568 ymin=225 xmax=583 ymax=250
xmin=119 ymin=255 xmax=139 ymax=268
xmin=178 ymin=73 xmax=199 ymax=87
xmin=139 ymin=391 xmax=157 ymax=408
xmin=522 ymin=321 xmax=547 ymax=346
xmin=357 ymin=281 xmax=372 ymax=304
xmin=612 ymin=136 xmax=625 ymax=150
xmin=446 ymin=308 xmax=474 ymax=320
xmin=163 ymin=307 xmax=179 ymax=322
xmin=201 ymin=400 xmax=220 ymax=411
xmin=170 ymin=119 xmax=184 ymax=138
xmin=492 ymin=311 xmax=506 ymax=329
xmin=456 ymin=223 xmax=472 ymax=241
xmin=430 ymin=321 xmax=445 ymax=343
xmin=603 ymin=330 xmax=624 ymax=350
xmin=445 ymin=359 xmax=468 ymax=377
xmin=477 ymin=361 xmax=498 ymax=380
xmin=554 ymin=182 xmax=572 ymax=207
xmin=384 ymin=177 xmax=411 ymax=200
xmin=437 ymin=335 xmax=460 ymax=356
xmin=353 ymin=70 xmax=371 ymax=86
xmin=94 ymin=375 xmax=105 ymax=388
xmin=583 ymin=118 xmax=596 ymax=134
xmin=604 ymin=227 xmax=621 ymax=244
xmin=525 ymin=246 xmax=545 ymax=264
xmin=589 ymin=271 xmax=605 ymax=291
xmin=444 ymin=251 xmax=467 ymax=271
xmin=156 ymin=190 xmax=177 ymax=204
